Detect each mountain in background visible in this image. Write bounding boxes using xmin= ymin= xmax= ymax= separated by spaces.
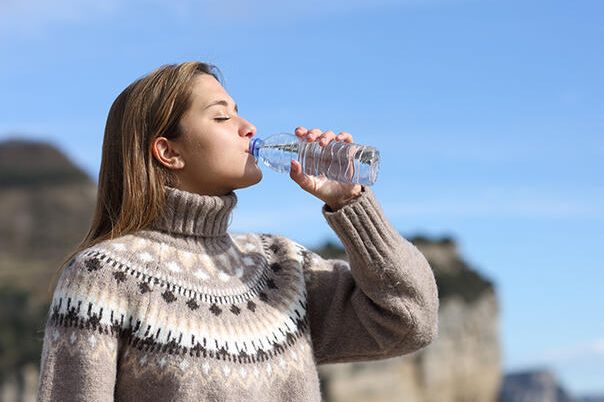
xmin=578 ymin=396 xmax=604 ymax=402
xmin=0 ymin=137 xmax=90 ymax=189
xmin=498 ymin=369 xmax=579 ymax=402
xmin=0 ymin=138 xmax=97 ymax=303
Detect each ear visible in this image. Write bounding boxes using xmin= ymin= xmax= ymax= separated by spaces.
xmin=151 ymin=137 xmax=185 ymax=170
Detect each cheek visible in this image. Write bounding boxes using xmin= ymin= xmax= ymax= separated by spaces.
xmin=180 ymin=131 xmax=220 ymax=167
xmin=187 ymin=144 xmax=244 ymax=174
xmin=179 ymin=128 xmax=245 ymax=174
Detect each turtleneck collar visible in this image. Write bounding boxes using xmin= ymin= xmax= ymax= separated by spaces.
xmin=149 ymin=185 xmax=238 ymax=237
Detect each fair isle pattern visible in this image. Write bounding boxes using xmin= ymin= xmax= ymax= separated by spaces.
xmin=42 ymin=323 xmax=316 ymax=389
xmin=46 ymin=232 xmax=312 ymax=365
xmin=116 ymin=330 xmax=316 ymax=388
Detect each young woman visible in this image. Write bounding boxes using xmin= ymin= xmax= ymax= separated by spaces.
xmin=36 ymin=61 xmax=439 ymax=402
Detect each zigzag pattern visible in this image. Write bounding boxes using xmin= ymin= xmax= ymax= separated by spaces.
xmin=48 ymin=300 xmax=310 ymax=364
xmin=43 ymin=323 xmax=316 ymax=386
xmin=118 ymin=334 xmax=315 ymax=386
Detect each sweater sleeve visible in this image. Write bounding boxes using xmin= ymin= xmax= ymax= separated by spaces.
xmin=299 ymin=186 xmax=439 ymax=365
xmin=36 ymin=249 xmax=140 ymax=402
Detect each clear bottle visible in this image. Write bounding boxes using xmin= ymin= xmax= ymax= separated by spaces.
xmin=248 ymin=132 xmax=380 ymax=186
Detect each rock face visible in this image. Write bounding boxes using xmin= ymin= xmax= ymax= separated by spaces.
xmin=314 ymin=236 xmax=502 ymax=402
xmin=0 ymin=364 xmax=38 ymax=402
xmin=498 ymin=370 xmax=579 ymax=402
xmin=579 ymin=397 xmax=604 ymax=402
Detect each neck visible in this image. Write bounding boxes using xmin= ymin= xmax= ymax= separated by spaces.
xmin=149 ymin=185 xmax=238 ymax=237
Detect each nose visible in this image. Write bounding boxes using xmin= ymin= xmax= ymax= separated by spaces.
xmin=240 ymin=119 xmax=256 ymax=139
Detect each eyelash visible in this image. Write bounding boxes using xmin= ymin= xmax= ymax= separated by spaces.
xmin=214 ymin=117 xmax=231 ymax=122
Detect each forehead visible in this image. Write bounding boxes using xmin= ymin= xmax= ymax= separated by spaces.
xmin=190 ymin=74 xmax=231 ymax=106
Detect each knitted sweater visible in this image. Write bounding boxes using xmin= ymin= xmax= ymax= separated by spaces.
xmin=36 ymin=185 xmax=439 ymax=402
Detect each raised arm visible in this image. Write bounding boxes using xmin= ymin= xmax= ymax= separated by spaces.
xmin=298 ymin=186 xmax=439 ymax=365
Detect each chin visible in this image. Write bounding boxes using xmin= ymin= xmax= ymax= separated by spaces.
xmin=236 ymin=168 xmax=263 ymax=190
xmin=248 ymin=169 xmax=263 ymax=186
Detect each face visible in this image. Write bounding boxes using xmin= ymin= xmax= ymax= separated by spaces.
xmin=152 ymin=74 xmax=262 ymax=196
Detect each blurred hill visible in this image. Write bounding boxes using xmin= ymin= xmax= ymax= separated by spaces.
xmin=0 ymin=138 xmax=97 ymax=303
xmin=0 ymin=138 xmax=90 ymax=189
xmin=0 ymin=137 xmax=505 ymax=402
xmin=498 ymin=369 xmax=579 ymax=402
xmin=578 ymin=396 xmax=604 ymax=402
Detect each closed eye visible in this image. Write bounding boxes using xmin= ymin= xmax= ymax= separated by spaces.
xmin=214 ymin=117 xmax=231 ymax=122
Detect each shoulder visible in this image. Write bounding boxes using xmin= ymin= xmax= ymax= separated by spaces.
xmin=231 ymin=232 xmax=316 ymax=268
xmin=54 ymin=239 xmax=134 ymax=297
xmin=48 ymin=236 xmax=151 ymax=334
xmin=66 ymin=233 xmax=148 ymax=279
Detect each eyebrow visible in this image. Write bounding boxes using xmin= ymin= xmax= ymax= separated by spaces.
xmin=204 ymin=100 xmax=238 ymax=113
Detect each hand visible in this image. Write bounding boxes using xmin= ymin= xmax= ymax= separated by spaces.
xmin=290 ymin=126 xmax=363 ymax=211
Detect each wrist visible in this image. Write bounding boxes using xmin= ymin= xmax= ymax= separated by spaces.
xmin=328 ymin=185 xmax=364 ymax=211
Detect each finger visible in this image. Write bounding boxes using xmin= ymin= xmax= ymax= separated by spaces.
xmin=289 ymin=160 xmax=297 ymax=178
xmin=295 ymin=126 xmax=308 ymax=137
xmin=307 ymin=128 xmax=322 ymax=141
xmin=317 ymin=130 xmax=337 ymax=146
xmin=335 ymin=132 xmax=348 ymax=140
xmin=336 ymin=132 xmax=353 ymax=143
xmin=290 ymin=160 xmax=311 ymax=188
xmin=290 ymin=159 xmax=304 ymax=178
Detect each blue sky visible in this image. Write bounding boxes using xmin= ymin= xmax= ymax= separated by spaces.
xmin=1 ymin=0 xmax=602 ymax=395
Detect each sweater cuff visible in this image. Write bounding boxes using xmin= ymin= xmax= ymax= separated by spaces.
xmin=321 ymin=186 xmax=399 ymax=264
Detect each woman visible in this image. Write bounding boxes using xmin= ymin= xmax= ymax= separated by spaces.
xmin=36 ymin=61 xmax=439 ymax=402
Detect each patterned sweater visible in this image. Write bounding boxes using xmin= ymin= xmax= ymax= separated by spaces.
xmin=36 ymin=185 xmax=439 ymax=402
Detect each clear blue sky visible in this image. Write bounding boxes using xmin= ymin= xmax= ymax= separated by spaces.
xmin=1 ymin=0 xmax=602 ymax=396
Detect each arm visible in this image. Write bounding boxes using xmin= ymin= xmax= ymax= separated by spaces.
xmin=36 ymin=250 xmax=135 ymax=401
xmin=301 ymin=186 xmax=439 ymax=365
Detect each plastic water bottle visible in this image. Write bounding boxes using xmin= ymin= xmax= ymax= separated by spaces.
xmin=248 ymin=132 xmax=380 ymax=186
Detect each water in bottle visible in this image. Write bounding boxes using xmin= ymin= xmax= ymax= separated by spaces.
xmin=248 ymin=132 xmax=380 ymax=186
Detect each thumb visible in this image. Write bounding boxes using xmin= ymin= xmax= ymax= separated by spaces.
xmin=289 ymin=160 xmax=312 ymax=189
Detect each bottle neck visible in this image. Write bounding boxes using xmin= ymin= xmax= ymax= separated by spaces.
xmin=250 ymin=137 xmax=264 ymax=159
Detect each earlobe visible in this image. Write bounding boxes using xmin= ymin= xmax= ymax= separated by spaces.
xmin=152 ymin=137 xmax=185 ymax=170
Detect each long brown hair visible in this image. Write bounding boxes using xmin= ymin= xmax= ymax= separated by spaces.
xmin=48 ymin=61 xmax=223 ymax=294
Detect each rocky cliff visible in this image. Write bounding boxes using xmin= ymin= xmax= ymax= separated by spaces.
xmin=579 ymin=397 xmax=604 ymax=402
xmin=498 ymin=369 xmax=579 ymax=402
